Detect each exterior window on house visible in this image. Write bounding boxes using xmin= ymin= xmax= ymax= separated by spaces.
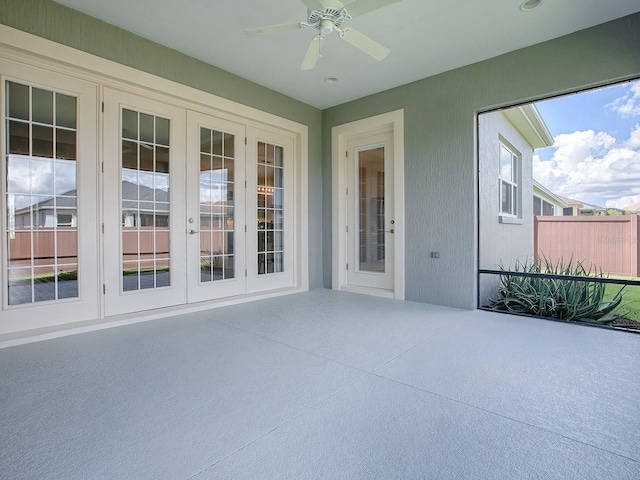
xmin=499 ymin=143 xmax=518 ymax=216
xmin=542 ymin=200 xmax=554 ymax=216
xmin=533 ymin=195 xmax=556 ymax=216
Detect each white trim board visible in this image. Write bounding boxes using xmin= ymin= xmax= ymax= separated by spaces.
xmin=331 ymin=110 xmax=405 ymax=300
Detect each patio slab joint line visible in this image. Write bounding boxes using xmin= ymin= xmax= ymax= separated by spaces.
xmin=184 ymin=374 xmax=373 ymax=480
xmin=370 ymin=372 xmax=640 ymax=464
xmin=211 ymin=318 xmax=374 ymax=374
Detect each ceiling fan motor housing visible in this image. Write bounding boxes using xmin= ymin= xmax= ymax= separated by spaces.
xmin=308 ymin=7 xmax=350 ymax=34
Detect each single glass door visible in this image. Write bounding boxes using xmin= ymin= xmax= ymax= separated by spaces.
xmin=346 ymin=131 xmax=394 ymax=291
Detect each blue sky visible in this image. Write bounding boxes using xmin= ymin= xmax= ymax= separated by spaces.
xmin=532 ymin=78 xmax=640 ymax=209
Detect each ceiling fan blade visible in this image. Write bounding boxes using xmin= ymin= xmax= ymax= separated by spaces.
xmin=301 ymin=0 xmax=324 ymax=10
xmin=303 ymin=0 xmax=345 ymax=11
xmin=245 ymin=22 xmax=302 ymax=36
xmin=341 ymin=28 xmax=390 ymax=61
xmin=346 ymin=0 xmax=402 ymax=19
xmin=319 ymin=0 xmax=345 ymax=8
xmin=301 ymin=36 xmax=324 ymax=70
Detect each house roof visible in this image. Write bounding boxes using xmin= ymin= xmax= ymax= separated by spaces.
xmin=557 ymin=195 xmax=606 ymax=213
xmin=51 ymin=1 xmax=640 ymax=109
xmin=532 ymin=180 xmax=568 ymax=208
xmin=503 ymin=105 xmax=554 ymax=149
xmin=624 ymin=202 xmax=640 ymax=212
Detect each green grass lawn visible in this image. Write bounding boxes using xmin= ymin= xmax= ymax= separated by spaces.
xmin=605 ymin=281 xmax=640 ymax=324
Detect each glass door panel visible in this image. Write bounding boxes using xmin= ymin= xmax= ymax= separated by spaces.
xmin=257 ymin=141 xmax=285 ymax=275
xmin=346 ymin=132 xmax=394 ymax=291
xmin=186 ymin=111 xmax=245 ymax=303
xmin=5 ymin=81 xmax=79 ymax=304
xmin=120 ymin=109 xmax=171 ymax=291
xmin=246 ymin=127 xmax=294 ymax=293
xmin=103 ymin=88 xmax=186 ymax=316
xmin=1 ymin=61 xmax=99 ymax=334
xmin=357 ymin=146 xmax=385 ymax=273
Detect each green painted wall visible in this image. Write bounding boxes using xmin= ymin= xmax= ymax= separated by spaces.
xmin=323 ymin=13 xmax=640 ymax=309
xmin=3 ymin=2 xmax=640 ymax=309
xmin=0 ymin=0 xmax=325 ymax=289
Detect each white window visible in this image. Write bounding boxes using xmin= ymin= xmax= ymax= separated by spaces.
xmin=499 ymin=143 xmax=519 ymax=216
xmin=533 ymin=195 xmax=556 ymax=216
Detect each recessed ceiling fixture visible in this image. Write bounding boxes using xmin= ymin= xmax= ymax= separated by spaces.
xmin=324 ymin=76 xmax=339 ymax=84
xmin=520 ymin=0 xmax=543 ymax=12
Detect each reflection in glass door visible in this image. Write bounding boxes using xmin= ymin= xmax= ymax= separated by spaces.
xmin=120 ymin=109 xmax=171 ymax=291
xmin=186 ymin=111 xmax=245 ymax=303
xmin=1 ymin=64 xmax=99 ymax=333
xmin=5 ymin=81 xmax=79 ymax=304
xmin=199 ymin=127 xmax=236 ymax=282
xmin=102 ymin=88 xmax=186 ymax=316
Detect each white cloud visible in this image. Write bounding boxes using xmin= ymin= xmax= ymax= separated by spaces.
xmin=605 ymin=195 xmax=640 ymax=209
xmin=533 ymin=128 xmax=640 ymax=208
xmin=606 ymin=81 xmax=640 ymax=117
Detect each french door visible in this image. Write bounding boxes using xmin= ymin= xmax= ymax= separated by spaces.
xmin=346 ymin=131 xmax=395 ymax=291
xmin=103 ymin=88 xmax=187 ymax=316
xmin=185 ymin=111 xmax=246 ymax=302
xmin=0 ymin=61 xmax=100 ymax=334
xmin=103 ymin=89 xmax=296 ymax=315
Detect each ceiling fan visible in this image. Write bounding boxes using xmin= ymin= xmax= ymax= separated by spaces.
xmin=245 ymin=0 xmax=401 ymax=70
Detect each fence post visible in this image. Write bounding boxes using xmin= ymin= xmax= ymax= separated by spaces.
xmin=633 ymin=215 xmax=639 ymax=278
xmin=533 ymin=216 xmax=539 ymax=262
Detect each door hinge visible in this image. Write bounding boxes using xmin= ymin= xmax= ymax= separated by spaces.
xmin=101 ymin=102 xmax=104 ymax=113
xmin=102 ymin=284 xmax=106 ymax=294
xmin=101 ymin=162 xmax=104 ymax=173
xmin=101 ymin=223 xmax=104 ymax=234
xmin=345 ymin=151 xmax=348 ymax=158
xmin=346 ymin=187 xmax=348 ymax=195
xmin=244 ymin=225 xmax=247 ymax=233
xmin=245 ymin=269 xmax=247 ymax=277
xmin=245 ymin=137 xmax=247 ymax=145
xmin=346 ymin=225 xmax=348 ymax=233
xmin=245 ymin=180 xmax=247 ymax=188
xmin=346 ymin=263 xmax=348 ymax=271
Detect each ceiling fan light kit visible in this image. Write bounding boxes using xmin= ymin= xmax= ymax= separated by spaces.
xmin=245 ymin=0 xmax=401 ymax=70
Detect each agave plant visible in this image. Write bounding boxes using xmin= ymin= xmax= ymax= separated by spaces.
xmin=489 ymin=257 xmax=625 ymax=325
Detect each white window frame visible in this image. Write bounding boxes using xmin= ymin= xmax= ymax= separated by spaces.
xmin=499 ymin=142 xmax=519 ymax=218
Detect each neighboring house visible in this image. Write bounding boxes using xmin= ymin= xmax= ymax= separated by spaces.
xmin=478 ymin=104 xmax=554 ymax=304
xmin=623 ymin=202 xmax=640 ymax=215
xmin=557 ymin=196 xmax=607 ymax=216
xmin=13 ymin=189 xmax=78 ymax=228
xmin=0 ymin=2 xmax=638 ymax=337
xmin=533 ymin=180 xmax=568 ymax=217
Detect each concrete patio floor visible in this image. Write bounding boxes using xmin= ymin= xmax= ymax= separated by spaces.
xmin=1 ymin=289 xmax=639 ymax=479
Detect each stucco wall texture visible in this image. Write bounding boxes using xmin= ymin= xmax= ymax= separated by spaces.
xmin=323 ymin=13 xmax=640 ymax=309
xmin=2 ymin=2 xmax=640 ymax=310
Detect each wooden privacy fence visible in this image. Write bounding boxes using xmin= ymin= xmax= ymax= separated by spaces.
xmin=535 ymin=215 xmax=640 ymax=277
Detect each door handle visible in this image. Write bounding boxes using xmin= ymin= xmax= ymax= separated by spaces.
xmin=188 ymin=229 xmax=199 ymax=235
xmin=385 ymin=229 xmax=394 ymax=234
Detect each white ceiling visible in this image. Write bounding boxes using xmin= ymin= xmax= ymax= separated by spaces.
xmin=53 ymin=0 xmax=640 ymax=109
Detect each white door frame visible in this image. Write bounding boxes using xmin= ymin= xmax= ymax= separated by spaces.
xmin=331 ymin=110 xmax=405 ymax=299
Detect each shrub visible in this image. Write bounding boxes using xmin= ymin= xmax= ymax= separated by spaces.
xmin=488 ymin=257 xmax=624 ymax=325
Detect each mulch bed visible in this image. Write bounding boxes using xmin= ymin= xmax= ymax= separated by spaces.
xmin=611 ymin=316 xmax=640 ymax=332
